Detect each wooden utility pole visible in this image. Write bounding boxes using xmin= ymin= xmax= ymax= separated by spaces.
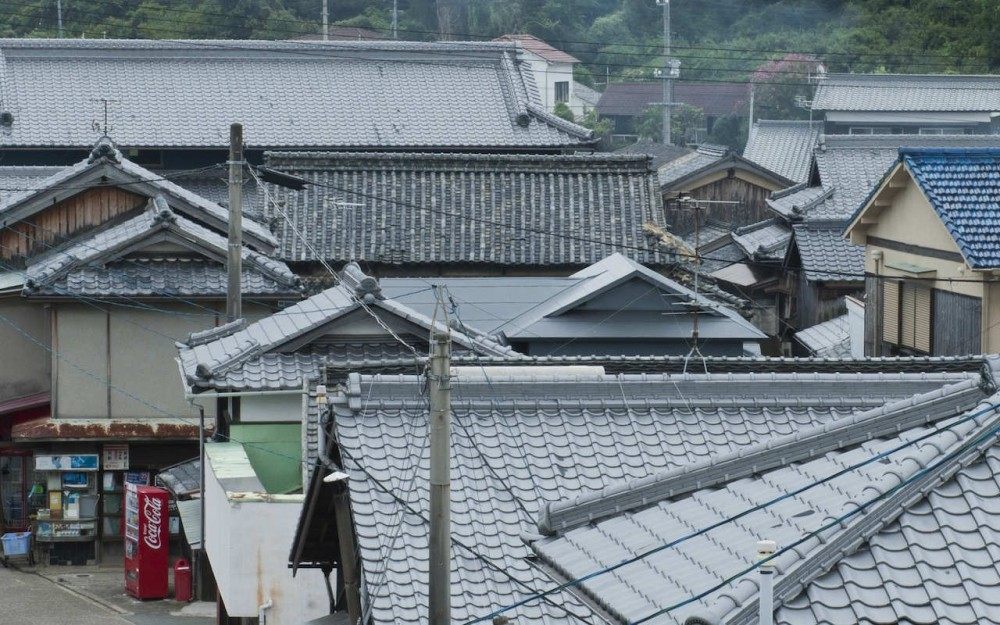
xmin=227 ymin=123 xmax=243 ymax=322
xmin=428 ymin=322 xmax=452 ymax=625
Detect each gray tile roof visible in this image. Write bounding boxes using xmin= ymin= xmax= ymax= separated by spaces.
xmin=615 ymin=140 xmax=692 ymax=170
xmin=0 ymin=39 xmax=593 ymax=150
xmin=765 ymin=184 xmax=832 ymax=220
xmin=809 ymin=134 xmax=1000 ymax=221
xmin=48 ymin=258 xmax=298 ymax=298
xmin=156 ymin=457 xmax=201 ymax=498
xmin=328 ymin=367 xmax=981 ymax=625
xmin=22 ymin=198 xmax=299 ymax=297
xmin=262 ymin=151 xmax=667 ymax=267
xmin=0 ymin=139 xmax=275 ymax=251
xmin=794 ymin=314 xmax=850 ymax=358
xmin=813 ymin=73 xmax=1000 ymax=112
xmin=742 ymin=120 xmax=821 ymax=184
xmin=792 ymin=223 xmax=865 ymax=283
xmin=178 ymin=262 xmax=518 ymax=392
xmin=657 ymin=144 xmax=728 ymax=187
xmin=382 ymin=254 xmax=765 ymax=343
xmin=731 ymin=218 xmax=792 ymax=262
xmin=572 ymin=81 xmax=601 ymax=108
xmin=529 ymin=366 xmax=999 ymax=625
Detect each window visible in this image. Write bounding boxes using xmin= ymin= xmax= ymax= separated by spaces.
xmin=849 ymin=127 xmax=891 ymax=135
xmin=883 ymin=281 xmax=932 ymax=353
xmin=554 ymin=81 xmax=569 ymax=103
xmin=918 ymin=127 xmax=946 ymax=135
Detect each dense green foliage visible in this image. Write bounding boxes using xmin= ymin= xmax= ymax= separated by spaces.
xmin=8 ymin=1 xmax=999 ymax=76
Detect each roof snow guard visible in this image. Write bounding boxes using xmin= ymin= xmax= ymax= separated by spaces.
xmin=0 ymin=39 xmax=594 ymax=150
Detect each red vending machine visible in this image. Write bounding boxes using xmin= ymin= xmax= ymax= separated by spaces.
xmin=124 ymin=483 xmax=169 ymax=600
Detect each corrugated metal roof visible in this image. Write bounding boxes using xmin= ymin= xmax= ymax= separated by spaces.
xmin=795 ymin=314 xmax=851 ymax=357
xmin=175 ymin=498 xmax=202 ymax=549
xmin=0 ymin=39 xmax=593 ymax=149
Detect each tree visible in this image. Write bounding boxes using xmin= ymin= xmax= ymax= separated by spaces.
xmin=635 ymin=104 xmax=705 ymax=145
xmin=751 ymin=53 xmax=822 ymax=121
xmin=553 ymin=102 xmax=575 ymax=123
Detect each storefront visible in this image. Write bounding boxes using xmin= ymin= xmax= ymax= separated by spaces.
xmin=0 ymin=393 xmax=49 ymax=533
xmin=10 ymin=417 xmax=202 ymax=565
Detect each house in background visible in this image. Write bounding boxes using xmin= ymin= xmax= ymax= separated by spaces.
xmin=658 ymin=144 xmax=793 ymax=233
xmin=596 ymin=81 xmax=748 ymax=141
xmin=383 ymin=253 xmax=766 ymax=357
xmin=260 ymin=151 xmax=668 ymax=278
xmin=0 ymin=38 xmax=595 ymax=168
xmin=494 ymin=34 xmax=593 ymax=115
xmin=847 ymin=147 xmax=1000 ymax=356
xmin=812 ymin=73 xmax=1000 ymax=136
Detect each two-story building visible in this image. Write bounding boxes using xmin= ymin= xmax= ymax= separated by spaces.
xmin=846 ymin=147 xmax=1000 ymax=356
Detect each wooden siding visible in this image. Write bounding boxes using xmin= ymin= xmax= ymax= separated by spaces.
xmin=932 ymin=289 xmax=981 ymax=356
xmin=864 ymin=276 xmax=882 ymax=356
xmin=665 ymin=175 xmax=774 ymax=233
xmin=797 ymin=273 xmax=858 ymax=329
xmin=1 ymin=187 xmax=145 ymax=262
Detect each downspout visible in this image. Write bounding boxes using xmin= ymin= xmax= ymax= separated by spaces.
xmin=258 ymin=598 xmax=273 ymax=624
xmin=316 ymin=388 xmax=363 ymax=625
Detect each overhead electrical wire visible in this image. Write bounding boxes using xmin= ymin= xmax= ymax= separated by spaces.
xmin=461 ymin=397 xmax=1000 ymax=625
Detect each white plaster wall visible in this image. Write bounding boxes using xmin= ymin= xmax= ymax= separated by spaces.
xmin=846 ymin=296 xmax=865 ymax=358
xmin=520 ymin=52 xmax=573 ymax=112
xmin=240 ymin=394 xmax=304 ymax=423
xmin=205 ymin=458 xmax=328 ymax=624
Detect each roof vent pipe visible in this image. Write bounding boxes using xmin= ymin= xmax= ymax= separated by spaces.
xmin=756 ymin=539 xmax=777 ymax=625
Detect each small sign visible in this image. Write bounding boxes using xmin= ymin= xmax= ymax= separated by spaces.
xmin=35 ymin=454 xmax=99 ymax=471
xmin=103 ymin=445 xmax=130 ymax=470
xmin=125 ymin=471 xmax=151 ymax=486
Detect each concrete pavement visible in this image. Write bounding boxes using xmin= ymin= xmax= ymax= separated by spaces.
xmin=0 ymin=565 xmax=214 ymax=625
xmin=0 ymin=564 xmax=131 ymax=625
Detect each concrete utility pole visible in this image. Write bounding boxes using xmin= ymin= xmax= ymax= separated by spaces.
xmin=427 ymin=315 xmax=452 ymax=625
xmin=392 ymin=0 xmax=399 ymax=39
xmin=57 ymin=0 xmax=64 ymax=38
xmin=757 ymin=539 xmax=777 ymax=625
xmin=227 ymin=123 xmax=243 ymax=322
xmin=321 ymin=0 xmax=329 ymax=41
xmin=660 ymin=0 xmax=672 ymax=145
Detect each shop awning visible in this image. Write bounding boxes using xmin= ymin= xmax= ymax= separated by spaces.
xmin=11 ymin=417 xmax=208 ymax=442
xmin=175 ymin=498 xmax=202 ymax=549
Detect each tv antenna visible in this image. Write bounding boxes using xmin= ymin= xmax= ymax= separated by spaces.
xmin=91 ymin=98 xmax=118 ymax=137
xmin=674 ymin=195 xmax=740 ymax=373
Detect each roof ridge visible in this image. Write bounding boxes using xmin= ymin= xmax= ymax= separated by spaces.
xmin=185 ymin=318 xmax=247 ymax=347
xmin=538 ymin=373 xmax=991 ymax=535
xmin=695 ymin=392 xmax=1000 ymax=625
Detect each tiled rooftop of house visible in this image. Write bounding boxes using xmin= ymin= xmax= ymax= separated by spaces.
xmin=743 ymin=120 xmax=821 ymax=184
xmin=813 ymin=72 xmax=1000 ymax=112
xmin=261 ymin=151 xmax=667 ymax=267
xmin=314 ymin=360 xmax=993 ymax=625
xmin=0 ymin=38 xmax=593 ymax=150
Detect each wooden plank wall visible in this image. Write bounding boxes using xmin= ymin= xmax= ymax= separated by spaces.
xmin=1 ymin=187 xmax=145 ymax=262
xmin=665 ymin=176 xmax=774 ymax=233
xmin=932 ymin=289 xmax=981 ymax=356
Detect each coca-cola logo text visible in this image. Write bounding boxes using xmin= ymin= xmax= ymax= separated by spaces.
xmin=143 ymin=497 xmax=163 ymax=550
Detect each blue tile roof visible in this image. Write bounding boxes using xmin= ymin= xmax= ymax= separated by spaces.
xmin=902 ymin=148 xmax=1000 ymax=269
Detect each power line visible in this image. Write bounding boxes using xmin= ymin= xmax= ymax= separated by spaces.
xmin=462 ymin=397 xmax=1000 ymax=624
xmin=14 ymin=0 xmax=998 ymax=68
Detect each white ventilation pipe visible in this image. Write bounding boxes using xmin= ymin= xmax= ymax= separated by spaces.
xmin=756 ymin=539 xmax=777 ymax=625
